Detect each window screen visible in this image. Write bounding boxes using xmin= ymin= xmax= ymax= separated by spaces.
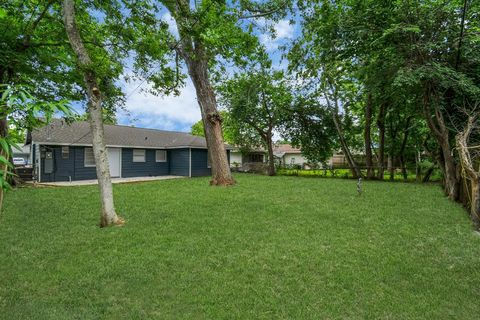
xmin=156 ymin=150 xmax=166 ymax=162
xmin=84 ymin=148 xmax=95 ymax=167
xmin=133 ymin=149 xmax=146 ymax=162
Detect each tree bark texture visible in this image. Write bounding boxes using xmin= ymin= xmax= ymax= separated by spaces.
xmin=422 ymin=86 xmax=459 ymax=200
xmin=265 ymin=131 xmax=275 ymax=176
xmin=455 ymin=116 xmax=480 ymax=227
xmin=63 ymin=0 xmax=121 ymax=227
xmin=183 ymin=50 xmax=234 ymax=185
xmin=364 ymin=93 xmax=374 ymax=179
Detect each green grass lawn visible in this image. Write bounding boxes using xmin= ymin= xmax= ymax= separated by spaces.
xmin=1 ymin=174 xmax=480 ymax=319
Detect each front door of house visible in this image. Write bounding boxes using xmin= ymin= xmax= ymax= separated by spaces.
xmin=107 ymin=148 xmax=121 ymax=178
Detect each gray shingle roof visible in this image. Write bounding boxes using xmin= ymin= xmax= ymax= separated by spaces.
xmin=31 ymin=119 xmax=214 ymax=149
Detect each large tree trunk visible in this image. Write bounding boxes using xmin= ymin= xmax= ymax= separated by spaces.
xmin=376 ymin=102 xmax=386 ymax=180
xmin=364 ymin=93 xmax=374 ymax=179
xmin=63 ymin=0 xmax=121 ymax=227
xmin=184 ymin=51 xmax=234 ymax=186
xmin=423 ymin=86 xmax=459 ymax=200
xmin=265 ymin=131 xmax=275 ymax=176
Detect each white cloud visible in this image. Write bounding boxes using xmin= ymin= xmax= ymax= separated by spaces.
xmin=260 ymin=19 xmax=295 ymax=52
xmin=118 ymin=77 xmax=200 ymax=132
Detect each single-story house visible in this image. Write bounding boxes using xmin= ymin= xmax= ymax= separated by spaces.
xmin=273 ymin=144 xmax=308 ymax=167
xmin=229 ymin=144 xmax=310 ymax=168
xmin=26 ymin=120 xmax=230 ymax=182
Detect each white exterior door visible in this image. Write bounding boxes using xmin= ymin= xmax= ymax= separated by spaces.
xmin=107 ymin=148 xmax=121 ymax=178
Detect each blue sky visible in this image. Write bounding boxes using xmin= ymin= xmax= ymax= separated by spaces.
xmin=104 ymin=12 xmax=299 ymax=133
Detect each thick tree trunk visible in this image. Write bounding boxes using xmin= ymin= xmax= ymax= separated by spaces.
xmin=63 ymin=0 xmax=121 ymax=227
xmin=364 ymin=93 xmax=374 ymax=179
xmin=376 ymin=102 xmax=386 ymax=180
xmin=265 ymin=132 xmax=275 ymax=176
xmin=423 ymin=87 xmax=458 ymax=200
xmin=184 ymin=52 xmax=234 ymax=186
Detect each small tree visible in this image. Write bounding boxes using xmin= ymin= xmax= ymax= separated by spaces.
xmin=62 ymin=0 xmax=122 ymax=227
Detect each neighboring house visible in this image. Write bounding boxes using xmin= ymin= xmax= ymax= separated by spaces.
xmin=229 ymin=148 xmax=265 ymax=168
xmin=273 ymin=144 xmax=309 ymax=167
xmin=26 ymin=120 xmax=230 ymax=182
xmin=229 ymin=144 xmax=310 ymax=168
xmin=13 ymin=145 xmax=31 ymax=165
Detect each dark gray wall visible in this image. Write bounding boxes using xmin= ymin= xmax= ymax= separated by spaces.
xmin=121 ymin=148 xmax=169 ymax=177
xmin=40 ymin=146 xmax=96 ymax=182
xmin=190 ymin=148 xmax=210 ymax=177
xmin=168 ymin=148 xmax=189 ymax=176
xmin=190 ymin=148 xmax=230 ymax=177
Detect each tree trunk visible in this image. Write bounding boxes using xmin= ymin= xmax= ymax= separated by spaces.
xmin=364 ymin=93 xmax=374 ymax=179
xmin=388 ymin=154 xmax=394 ymax=181
xmin=0 ymin=118 xmax=8 ymax=214
xmin=184 ymin=52 xmax=234 ymax=186
xmin=63 ymin=0 xmax=121 ymax=227
xmin=265 ymin=131 xmax=275 ymax=176
xmin=399 ymin=117 xmax=412 ymax=181
xmin=456 ymin=115 xmax=480 ymax=227
xmin=422 ymin=87 xmax=458 ymax=200
xmin=376 ymin=102 xmax=386 ymax=180
xmin=324 ymin=85 xmax=362 ymax=179
xmin=415 ymin=150 xmax=422 ymax=182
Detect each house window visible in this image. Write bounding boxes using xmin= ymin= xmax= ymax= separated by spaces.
xmin=61 ymin=146 xmax=70 ymax=159
xmin=133 ymin=149 xmax=146 ymax=162
xmin=247 ymin=153 xmax=264 ymax=163
xmin=290 ymin=158 xmax=296 ymax=164
xmin=155 ymin=150 xmax=167 ymax=162
xmin=84 ymin=148 xmax=95 ymax=167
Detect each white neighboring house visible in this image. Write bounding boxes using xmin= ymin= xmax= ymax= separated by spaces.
xmin=229 ymin=144 xmax=312 ymax=168
xmin=273 ymin=144 xmax=308 ymax=167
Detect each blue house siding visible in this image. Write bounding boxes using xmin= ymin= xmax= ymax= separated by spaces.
xmin=40 ymin=145 xmax=97 ymax=182
xmin=37 ymin=145 xmax=225 ymax=182
xmin=190 ymin=148 xmax=230 ymax=177
xmin=190 ymin=148 xmax=210 ymax=177
xmin=168 ymin=149 xmax=189 ymax=176
xmin=121 ymin=148 xmax=169 ymax=178
xmin=72 ymin=147 xmax=97 ymax=181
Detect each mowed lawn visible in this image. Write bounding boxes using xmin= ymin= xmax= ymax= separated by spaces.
xmin=1 ymin=175 xmax=480 ymax=319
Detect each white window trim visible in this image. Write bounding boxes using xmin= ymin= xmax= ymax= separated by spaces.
xmin=84 ymin=147 xmax=96 ymax=167
xmin=133 ymin=149 xmax=146 ymax=162
xmin=155 ymin=150 xmax=167 ymax=162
